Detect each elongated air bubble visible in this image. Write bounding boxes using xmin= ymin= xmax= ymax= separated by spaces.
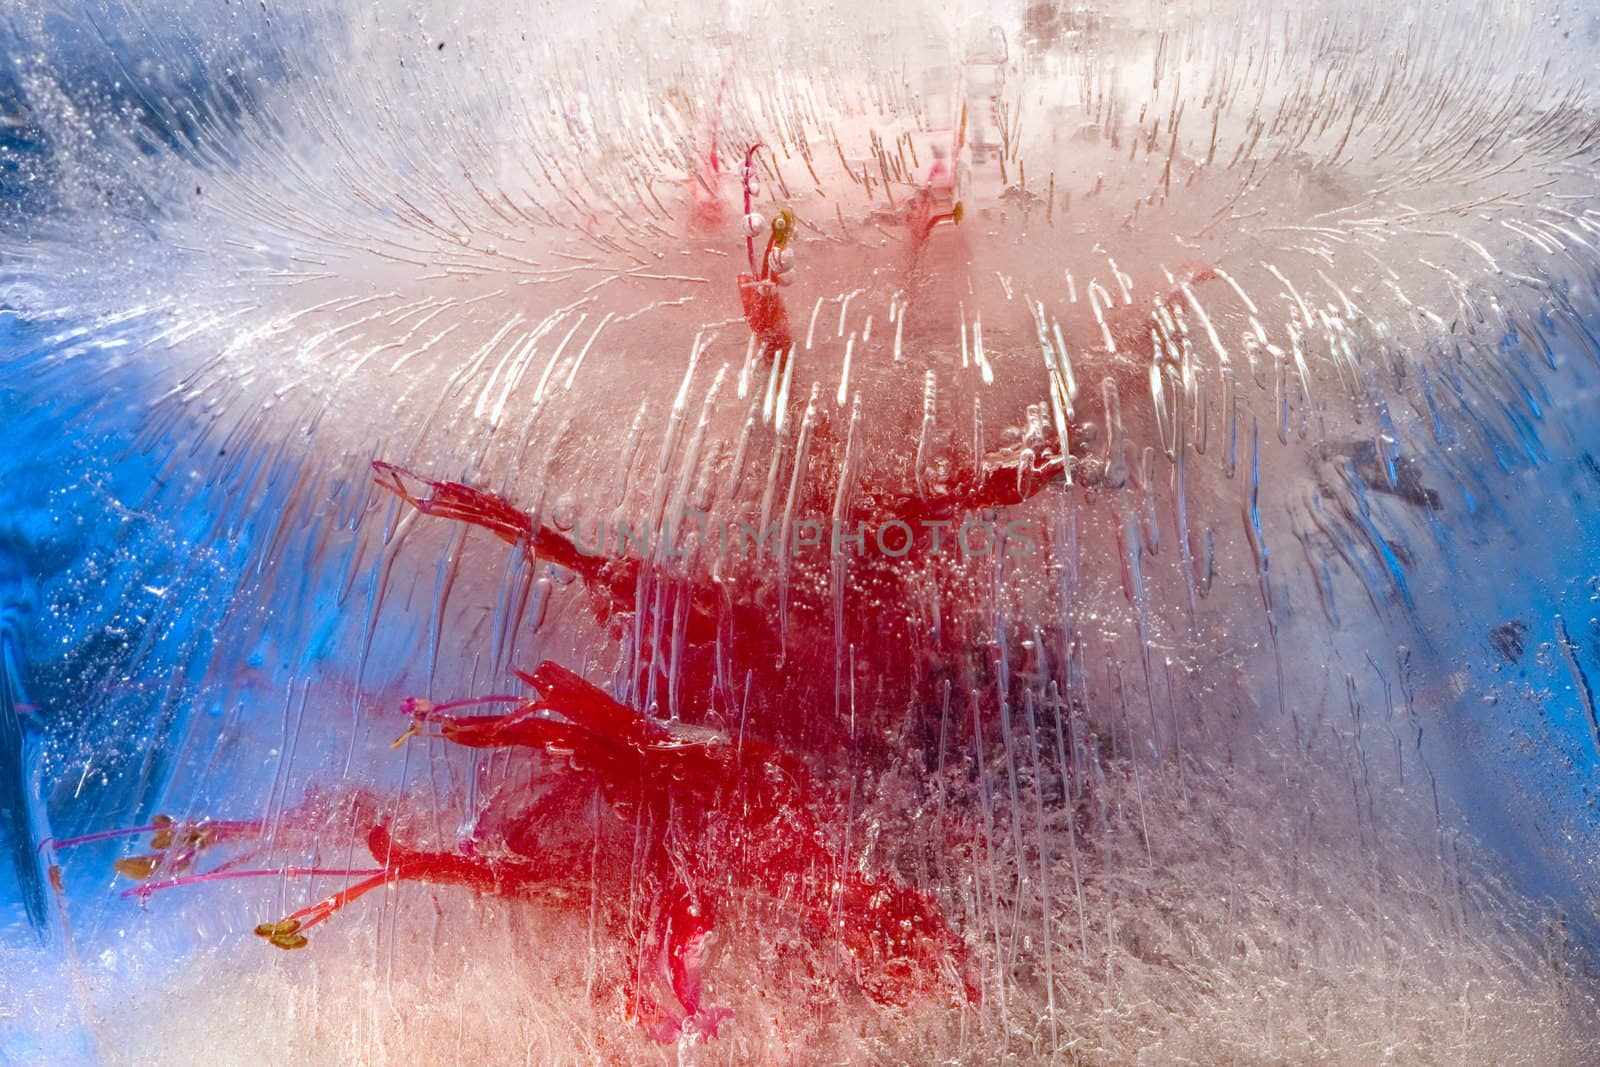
xmin=4 ymin=0 xmax=1600 ymax=1061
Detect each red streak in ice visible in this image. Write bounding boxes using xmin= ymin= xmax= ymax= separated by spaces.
xmin=229 ymin=660 xmax=972 ymax=1040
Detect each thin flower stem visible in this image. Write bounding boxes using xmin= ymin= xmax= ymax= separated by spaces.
xmin=122 ymin=866 xmax=389 ymax=901
xmin=420 ymin=694 xmax=522 ymax=716
xmin=45 ymin=824 xmax=168 ymax=852
xmin=50 ymin=817 xmax=265 ymax=852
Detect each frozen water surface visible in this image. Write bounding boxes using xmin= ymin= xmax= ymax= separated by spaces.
xmin=3 ymin=0 xmax=1600 ymax=1061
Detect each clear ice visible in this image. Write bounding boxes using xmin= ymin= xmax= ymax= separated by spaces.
xmin=3 ymin=0 xmax=1600 ymax=1062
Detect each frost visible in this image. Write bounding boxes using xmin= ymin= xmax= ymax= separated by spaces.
xmin=3 ymin=0 xmax=1600 ymax=1062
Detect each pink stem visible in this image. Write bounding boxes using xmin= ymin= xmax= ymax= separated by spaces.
xmin=122 ymin=866 xmax=390 ymax=902
xmin=435 ymin=694 xmax=520 ymax=713
xmin=282 ymin=871 xmax=394 ymax=932
xmin=44 ymin=823 xmax=168 ymax=852
xmin=49 ymin=818 xmax=267 ymax=853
